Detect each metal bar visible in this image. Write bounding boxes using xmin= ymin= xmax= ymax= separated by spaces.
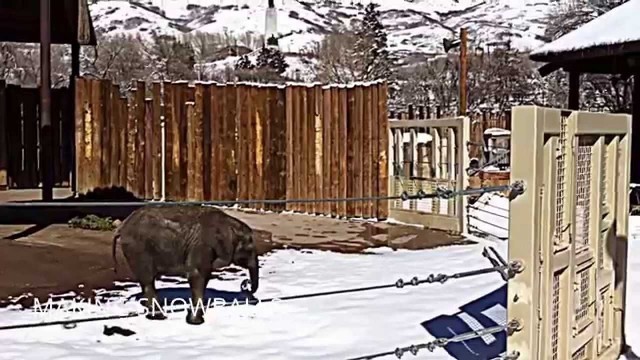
xmin=40 ymin=0 xmax=53 ymax=201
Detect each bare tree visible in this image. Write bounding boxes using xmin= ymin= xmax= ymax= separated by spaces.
xmin=305 ymin=30 xmax=361 ymax=83
xmin=81 ymin=34 xmax=152 ymax=87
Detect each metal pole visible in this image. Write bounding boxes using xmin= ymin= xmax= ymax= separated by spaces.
xmin=459 ymin=28 xmax=468 ymax=117
xmin=40 ymin=0 xmax=53 ymax=201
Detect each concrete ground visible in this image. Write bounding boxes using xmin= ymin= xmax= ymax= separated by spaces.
xmin=0 ymin=188 xmax=469 ymax=307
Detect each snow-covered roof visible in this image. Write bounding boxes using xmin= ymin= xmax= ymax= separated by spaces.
xmin=530 ymin=0 xmax=640 ymax=58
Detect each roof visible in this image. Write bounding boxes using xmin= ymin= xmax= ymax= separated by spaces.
xmin=529 ymin=0 xmax=640 ymax=71
xmin=0 ymin=0 xmax=97 ymax=45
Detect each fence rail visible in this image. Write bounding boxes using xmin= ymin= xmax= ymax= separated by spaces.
xmin=508 ymin=106 xmax=630 ymax=360
xmin=74 ymin=78 xmax=389 ymax=219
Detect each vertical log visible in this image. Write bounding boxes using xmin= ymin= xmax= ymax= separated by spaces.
xmin=275 ymin=87 xmax=287 ymax=212
xmin=247 ymin=86 xmax=257 ymax=207
xmin=179 ymin=85 xmax=191 ymax=199
xmin=109 ymin=85 xmax=120 ymax=188
xmin=314 ymin=85 xmax=323 ymax=214
xmin=378 ymin=83 xmax=389 ymax=220
xmin=186 ymin=102 xmax=197 ymax=201
xmin=346 ymin=86 xmax=356 ymax=217
xmin=285 ymin=86 xmax=294 ymax=211
xmin=169 ymin=83 xmax=183 ymax=199
xmin=210 ymin=85 xmax=223 ymax=201
xmin=202 ymin=84 xmax=212 ymax=201
xmin=338 ymin=86 xmax=348 ymax=217
xmin=99 ymin=80 xmax=110 ymax=189
xmin=322 ymin=86 xmax=332 ymax=216
xmin=300 ymin=86 xmax=309 ymax=212
xmin=306 ymin=86 xmax=316 ymax=213
xmin=261 ymin=87 xmax=272 ymax=211
xmin=151 ymin=83 xmax=162 ymax=199
xmin=362 ymin=85 xmax=372 ymax=218
xmin=117 ymin=96 xmax=127 ymax=188
xmin=126 ymin=86 xmax=137 ymax=195
xmin=254 ymin=86 xmax=266 ymax=209
xmin=237 ymin=85 xmax=249 ymax=202
xmin=135 ymin=81 xmax=146 ymax=197
xmin=354 ymin=86 xmax=363 ymax=217
xmin=330 ymin=86 xmax=339 ymax=217
xmin=221 ymin=84 xmax=238 ymax=201
xmin=292 ymin=86 xmax=302 ymax=211
xmin=370 ymin=84 xmax=380 ymax=218
xmin=89 ymin=80 xmax=103 ymax=191
xmin=0 ymin=80 xmax=6 ymax=190
xmin=194 ymin=84 xmax=205 ymax=201
xmin=74 ymin=78 xmax=86 ymax=193
xmin=143 ymin=99 xmax=153 ymax=199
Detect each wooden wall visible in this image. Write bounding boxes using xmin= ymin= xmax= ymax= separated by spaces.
xmin=75 ymin=78 xmax=389 ymax=219
xmin=0 ymin=81 xmax=73 ymax=189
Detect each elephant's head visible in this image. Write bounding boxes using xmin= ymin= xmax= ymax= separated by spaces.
xmin=231 ymin=231 xmax=260 ymax=294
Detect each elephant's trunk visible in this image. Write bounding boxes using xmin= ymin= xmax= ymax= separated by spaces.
xmin=247 ymin=254 xmax=259 ymax=293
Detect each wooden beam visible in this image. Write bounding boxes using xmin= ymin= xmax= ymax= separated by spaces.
xmin=568 ymin=71 xmax=580 ymax=110
xmin=631 ymin=73 xmax=640 ymax=185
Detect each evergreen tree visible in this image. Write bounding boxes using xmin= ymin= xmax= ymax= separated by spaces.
xmin=255 ymin=46 xmax=289 ymax=75
xmin=353 ymin=3 xmax=393 ymax=81
xmin=235 ymin=54 xmax=254 ymax=70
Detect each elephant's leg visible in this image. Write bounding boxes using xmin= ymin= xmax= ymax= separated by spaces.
xmin=142 ymin=279 xmax=166 ymax=320
xmin=128 ymin=252 xmax=165 ymax=321
xmin=185 ymin=270 xmax=209 ymax=325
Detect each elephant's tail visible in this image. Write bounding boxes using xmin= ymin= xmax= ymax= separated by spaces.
xmin=112 ymin=230 xmax=120 ymax=274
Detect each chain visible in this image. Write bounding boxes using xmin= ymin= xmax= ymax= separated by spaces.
xmin=347 ymin=320 xmax=522 ymax=360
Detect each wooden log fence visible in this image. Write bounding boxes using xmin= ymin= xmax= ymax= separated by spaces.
xmin=75 ymin=78 xmax=389 ymax=219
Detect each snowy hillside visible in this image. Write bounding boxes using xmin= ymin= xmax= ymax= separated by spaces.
xmin=90 ymin=0 xmax=556 ymax=56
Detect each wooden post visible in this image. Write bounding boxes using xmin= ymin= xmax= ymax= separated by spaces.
xmin=568 ymin=71 xmax=580 ymax=110
xmin=459 ymin=28 xmax=468 ymax=116
xmin=99 ymin=80 xmax=111 ymax=189
xmin=126 ymin=85 xmax=137 ymax=194
xmin=362 ymin=85 xmax=372 ymax=218
xmin=40 ymin=0 xmax=53 ymax=200
xmin=210 ymin=85 xmax=224 ymax=201
xmin=346 ymin=86 xmax=356 ymax=217
xmin=201 ymin=84 xmax=211 ymax=201
xmin=370 ymin=84 xmax=380 ymax=218
xmin=300 ymin=86 xmax=308 ymax=212
xmin=135 ymin=81 xmax=146 ymax=197
xmin=331 ymin=86 xmax=340 ymax=217
xmin=322 ymin=86 xmax=332 ymax=216
xmin=354 ymin=86 xmax=363 ymax=217
xmin=0 ymin=80 xmax=6 ymax=190
xmin=314 ymin=85 xmax=324 ymax=214
xmin=275 ymin=87 xmax=287 ymax=212
xmin=222 ymin=85 xmax=238 ymax=201
xmin=285 ymin=86 xmax=295 ymax=211
xmin=151 ymin=83 xmax=162 ymax=199
xmin=631 ymin=72 xmax=640 ymax=186
xmin=74 ymin=78 xmax=85 ymax=193
xmin=377 ymin=83 xmax=389 ymax=219
xmin=109 ymin=85 xmax=120 ymax=188
xmin=338 ymin=86 xmax=348 ymax=217
xmin=307 ymin=86 xmax=317 ymax=213
xmin=70 ymin=43 xmax=80 ymax=193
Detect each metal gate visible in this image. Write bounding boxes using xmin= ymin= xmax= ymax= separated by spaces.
xmin=508 ymin=106 xmax=630 ymax=359
xmin=388 ymin=116 xmax=471 ymax=233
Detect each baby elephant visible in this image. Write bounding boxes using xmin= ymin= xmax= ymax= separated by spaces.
xmin=112 ymin=205 xmax=259 ymax=325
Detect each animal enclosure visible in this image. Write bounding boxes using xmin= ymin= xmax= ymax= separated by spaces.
xmin=508 ymin=107 xmax=631 ymax=359
xmin=0 ymin=81 xmax=74 ymax=190
xmin=74 ymin=78 xmax=389 ymax=219
xmin=388 ymin=116 xmax=471 ymax=234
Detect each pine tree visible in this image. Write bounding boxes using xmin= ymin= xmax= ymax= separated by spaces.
xmin=353 ymin=3 xmax=393 ymax=81
xmin=255 ymin=46 xmax=289 ymax=75
xmin=235 ymin=54 xmax=254 ymax=70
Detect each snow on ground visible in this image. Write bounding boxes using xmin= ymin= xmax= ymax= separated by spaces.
xmin=0 ymin=196 xmax=637 ymax=359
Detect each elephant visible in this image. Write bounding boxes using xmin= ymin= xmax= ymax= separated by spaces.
xmin=112 ymin=205 xmax=259 ymax=325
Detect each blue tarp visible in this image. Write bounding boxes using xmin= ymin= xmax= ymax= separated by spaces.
xmin=421 ymin=284 xmax=508 ymax=359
